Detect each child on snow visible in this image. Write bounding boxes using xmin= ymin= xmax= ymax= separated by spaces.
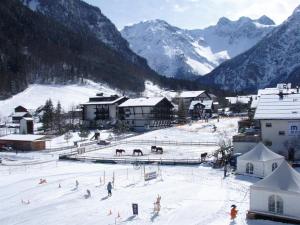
xmin=107 ymin=182 xmax=112 ymax=196
xmin=230 ymin=205 xmax=238 ymax=220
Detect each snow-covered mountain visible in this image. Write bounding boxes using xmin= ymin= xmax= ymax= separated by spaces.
xmin=199 ymin=5 xmax=300 ymax=92
xmin=121 ymin=16 xmax=274 ymax=78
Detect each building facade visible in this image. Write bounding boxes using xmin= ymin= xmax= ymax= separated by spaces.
xmin=119 ymin=97 xmax=174 ymax=131
xmin=82 ymin=94 xmax=128 ymax=126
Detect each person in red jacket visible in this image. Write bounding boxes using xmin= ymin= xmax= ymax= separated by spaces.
xmin=230 ymin=205 xmax=238 ymax=220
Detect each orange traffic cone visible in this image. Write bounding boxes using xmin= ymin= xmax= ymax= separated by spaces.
xmin=108 ymin=209 xmax=112 ymax=216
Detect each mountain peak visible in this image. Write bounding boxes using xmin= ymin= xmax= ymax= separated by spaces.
xmin=256 ymin=15 xmax=275 ymax=25
xmin=217 ymin=17 xmax=231 ymax=26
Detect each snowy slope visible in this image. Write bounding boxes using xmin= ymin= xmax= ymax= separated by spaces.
xmin=0 ymin=80 xmax=119 ymax=118
xmin=200 ymin=4 xmax=300 ymax=92
xmin=121 ymin=17 xmax=274 ymax=78
xmin=0 ymin=80 xmax=174 ymax=118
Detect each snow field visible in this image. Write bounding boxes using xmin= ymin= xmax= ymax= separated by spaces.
xmin=82 ymin=118 xmax=239 ymax=160
xmin=0 ymin=161 xmax=272 ymax=225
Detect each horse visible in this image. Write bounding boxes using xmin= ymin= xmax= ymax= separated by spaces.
xmin=133 ymin=149 xmax=143 ymax=156
xmin=151 ymin=146 xmax=157 ymax=152
xmin=116 ymin=149 xmax=125 ymax=156
xmin=156 ymin=147 xmax=163 ymax=154
xmin=201 ymin=152 xmax=208 ymax=162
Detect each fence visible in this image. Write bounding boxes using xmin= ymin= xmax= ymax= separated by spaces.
xmin=65 ymin=155 xmax=204 ymax=165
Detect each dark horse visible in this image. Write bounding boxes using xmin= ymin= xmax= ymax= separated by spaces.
xmin=151 ymin=146 xmax=163 ymax=154
xmin=133 ymin=149 xmax=143 ymax=156
xmin=116 ymin=149 xmax=125 ymax=156
xmin=201 ymin=152 xmax=208 ymax=162
xmin=156 ymin=147 xmax=163 ymax=154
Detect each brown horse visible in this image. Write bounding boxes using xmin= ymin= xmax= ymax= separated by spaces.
xmin=201 ymin=152 xmax=208 ymax=162
xmin=133 ymin=149 xmax=143 ymax=156
xmin=116 ymin=149 xmax=125 ymax=156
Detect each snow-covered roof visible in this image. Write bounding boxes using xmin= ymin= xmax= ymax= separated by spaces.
xmin=189 ymin=100 xmax=213 ymax=110
xmin=82 ymin=97 xmax=126 ymax=105
xmin=254 ymin=94 xmax=300 ymax=120
xmin=257 ymin=88 xmax=297 ymax=96
xmin=119 ymin=97 xmax=166 ymax=107
xmin=0 ymin=134 xmax=45 ymax=142
xmin=11 ymin=112 xmax=30 ymax=117
xmin=238 ymin=142 xmax=284 ymax=162
xmin=21 ymin=118 xmax=33 ymax=121
xmin=251 ymin=161 xmax=300 ymax=194
xmin=179 ymin=91 xmax=206 ymax=98
xmin=226 ymin=96 xmax=251 ymax=105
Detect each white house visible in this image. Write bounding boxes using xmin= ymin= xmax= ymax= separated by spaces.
xmin=237 ymin=142 xmax=284 ymax=178
xmin=249 ymin=161 xmax=300 ymax=223
xmin=189 ymin=100 xmax=214 ymax=120
xmin=119 ymin=97 xmax=174 ymax=131
xmin=175 ymin=91 xmax=211 ymax=110
xmin=254 ymin=93 xmax=300 ymax=160
xmin=82 ymin=94 xmax=128 ymax=126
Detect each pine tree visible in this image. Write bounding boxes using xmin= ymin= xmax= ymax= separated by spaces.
xmin=55 ymin=101 xmax=63 ymax=134
xmin=42 ymin=99 xmax=54 ymax=131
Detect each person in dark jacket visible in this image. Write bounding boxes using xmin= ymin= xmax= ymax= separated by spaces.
xmin=107 ymin=182 xmax=112 ymax=196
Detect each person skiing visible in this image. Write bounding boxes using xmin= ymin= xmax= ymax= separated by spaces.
xmin=107 ymin=181 xmax=112 ymax=197
xmin=75 ymin=180 xmax=79 ymax=189
xmin=230 ymin=205 xmax=238 ymax=220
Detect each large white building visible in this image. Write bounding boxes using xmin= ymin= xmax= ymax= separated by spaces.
xmin=119 ymin=97 xmax=174 ymax=131
xmin=82 ymin=94 xmax=128 ymax=126
xmin=254 ymin=93 xmax=300 ymax=160
xmin=249 ymin=161 xmax=300 ymax=223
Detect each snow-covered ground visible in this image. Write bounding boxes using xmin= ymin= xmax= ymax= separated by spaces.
xmin=0 ymin=80 xmax=175 ymax=118
xmin=82 ymin=117 xmax=239 ymax=160
xmin=0 ymin=161 xmax=286 ymax=225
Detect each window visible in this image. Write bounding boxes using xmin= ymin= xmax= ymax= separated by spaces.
xmin=266 ymin=123 xmax=272 ymax=127
xmin=272 ymin=162 xmax=278 ymax=171
xmin=246 ymin=163 xmax=254 ymax=174
xmin=278 ymin=131 xmax=285 ymax=136
xmin=268 ymin=195 xmax=283 ymax=214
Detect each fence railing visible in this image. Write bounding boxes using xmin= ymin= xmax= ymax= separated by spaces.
xmin=67 ymin=155 xmax=204 ymax=165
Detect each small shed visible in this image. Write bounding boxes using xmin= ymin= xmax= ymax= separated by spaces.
xmin=237 ymin=142 xmax=284 ymax=178
xmin=249 ymin=161 xmax=300 ymax=223
xmin=0 ymin=134 xmax=46 ymax=151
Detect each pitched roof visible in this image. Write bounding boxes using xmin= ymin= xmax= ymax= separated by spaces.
xmin=254 ymin=94 xmax=300 ymax=119
xmin=179 ymin=91 xmax=206 ymax=98
xmin=251 ymin=161 xmax=300 ymax=194
xmin=0 ymin=134 xmax=45 ymax=141
xmin=82 ymin=97 xmax=126 ymax=105
xmin=238 ymin=142 xmax=284 ymax=161
xmin=119 ymin=97 xmax=166 ymax=107
xmin=11 ymin=112 xmax=31 ymax=118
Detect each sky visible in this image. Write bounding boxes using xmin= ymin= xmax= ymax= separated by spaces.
xmin=84 ymin=0 xmax=300 ymax=30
